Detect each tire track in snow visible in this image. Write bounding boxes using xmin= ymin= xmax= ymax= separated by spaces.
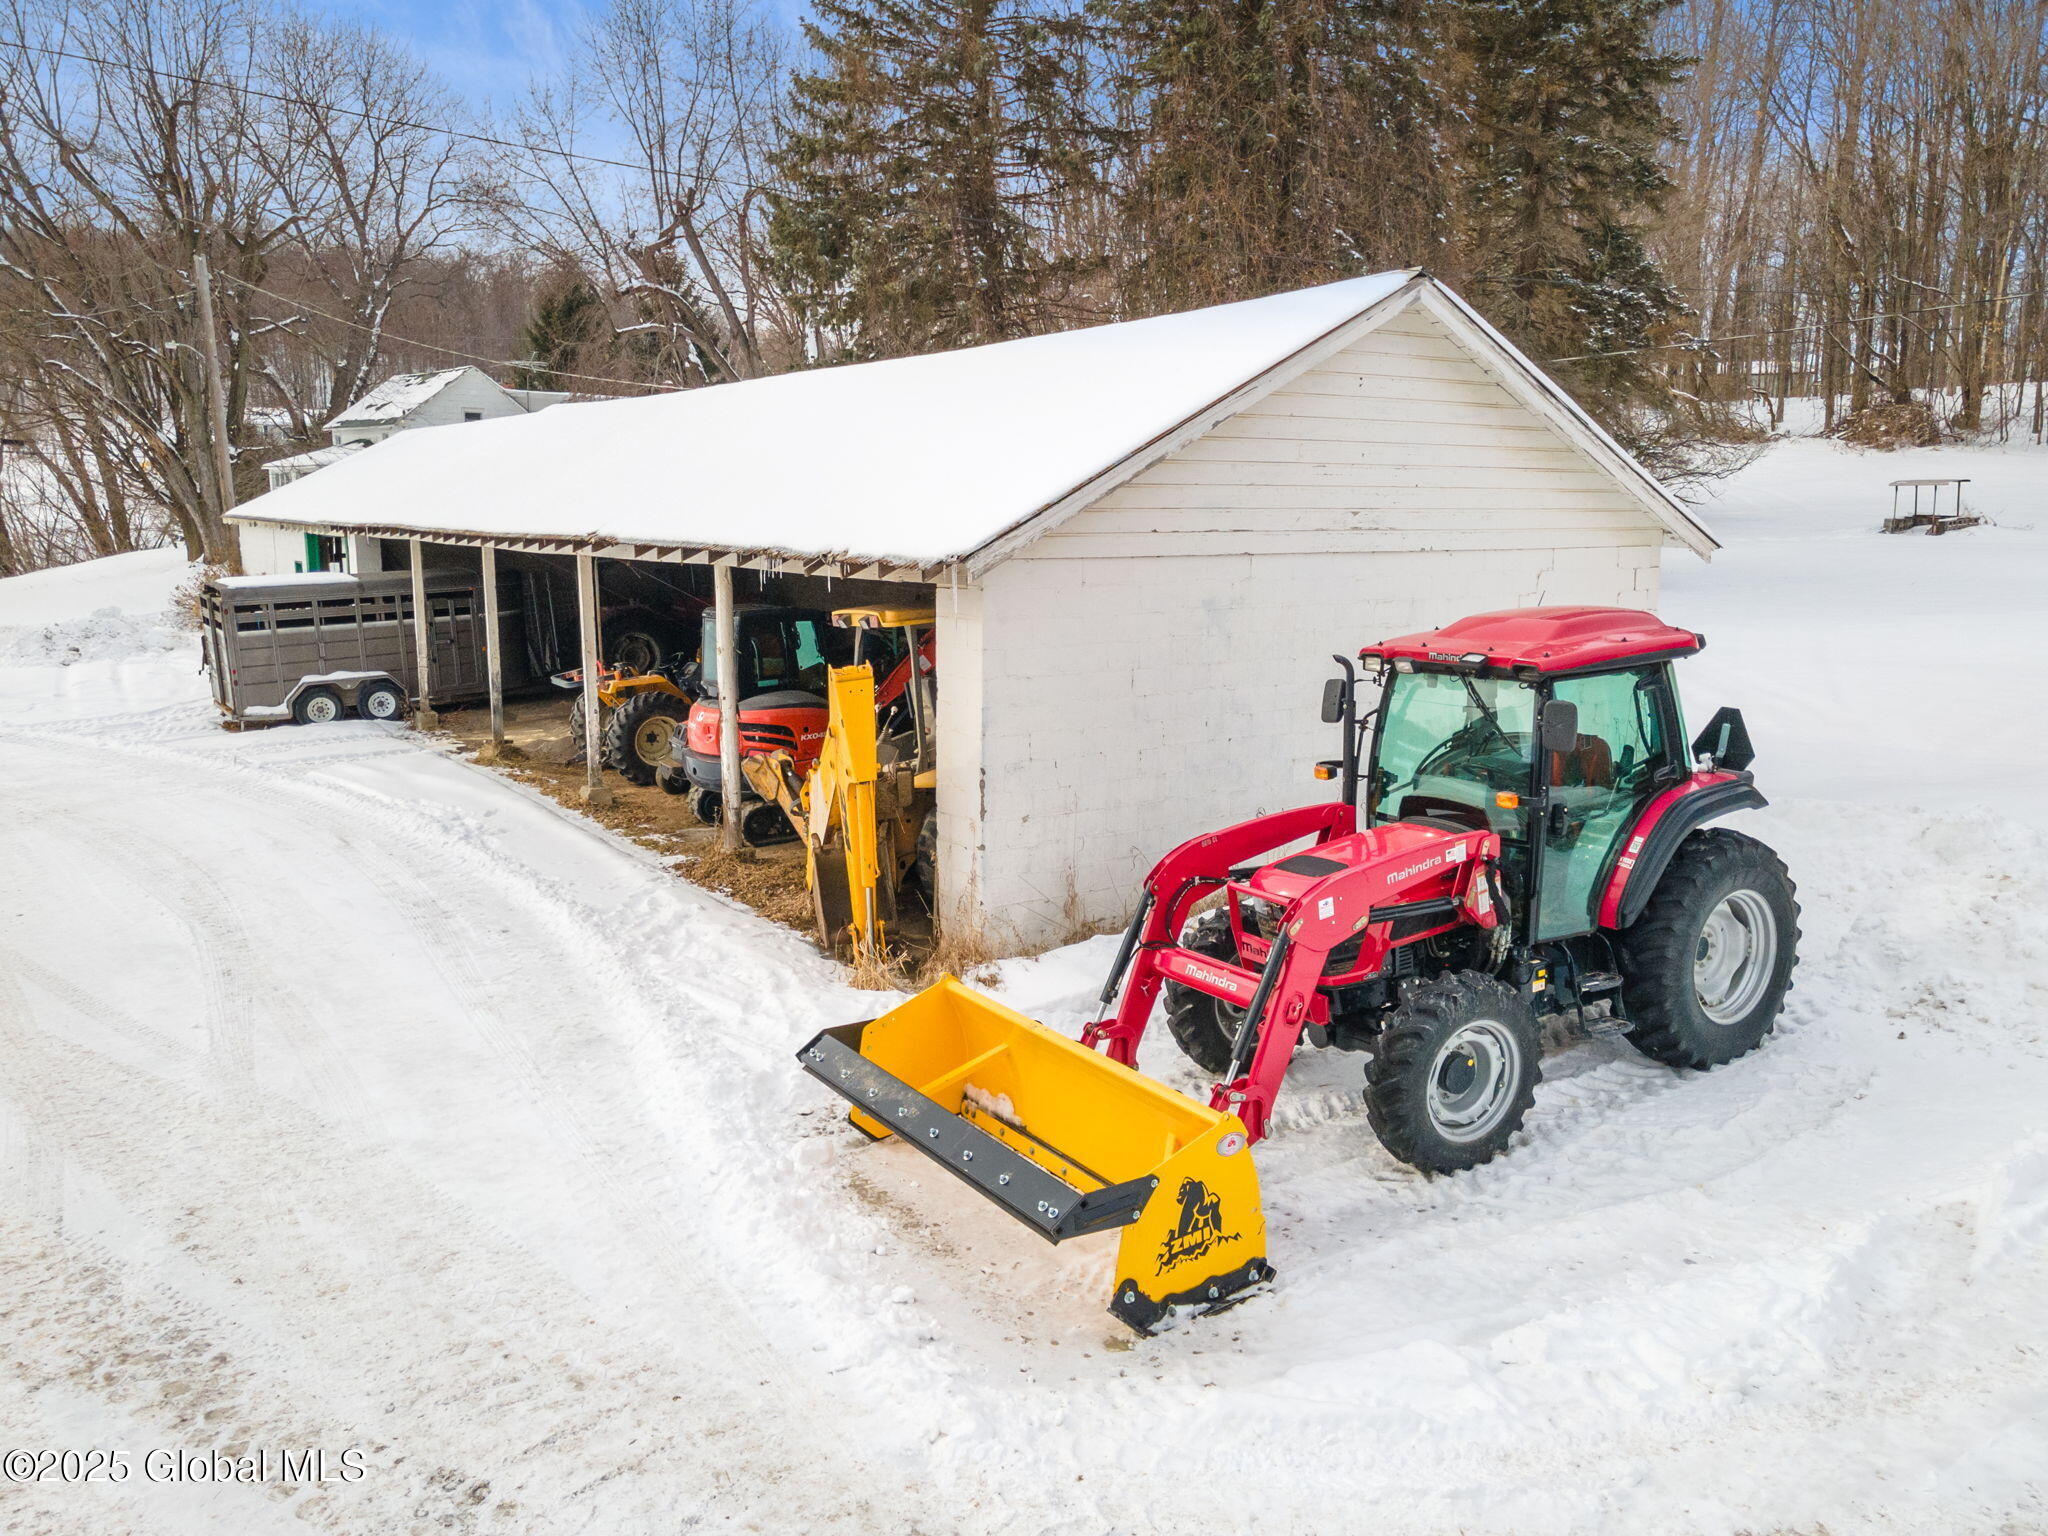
xmin=0 ymin=992 xmax=887 ymax=1534
xmin=0 ymin=720 xmax=915 ymax=1532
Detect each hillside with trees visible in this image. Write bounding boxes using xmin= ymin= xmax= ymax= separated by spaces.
xmin=1 ymin=0 xmax=2042 ymax=573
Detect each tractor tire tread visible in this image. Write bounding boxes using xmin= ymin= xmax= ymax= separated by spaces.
xmin=1363 ymin=971 xmax=1542 ymax=1174
xmin=602 ymin=691 xmax=685 ymax=786
xmin=1615 ymin=827 xmax=1800 ymax=1070
xmin=1162 ymin=908 xmax=1242 ymax=1078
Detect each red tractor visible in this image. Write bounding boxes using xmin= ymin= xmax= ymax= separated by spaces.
xmin=799 ymin=605 xmax=1799 ymax=1331
xmin=1082 ymin=605 xmax=1800 ymax=1174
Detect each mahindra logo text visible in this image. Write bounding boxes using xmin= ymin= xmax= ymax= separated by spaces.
xmin=1387 ymin=855 xmax=1443 ymax=885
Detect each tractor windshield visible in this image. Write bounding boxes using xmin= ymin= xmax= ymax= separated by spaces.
xmin=1370 ymin=671 xmax=1536 ymax=836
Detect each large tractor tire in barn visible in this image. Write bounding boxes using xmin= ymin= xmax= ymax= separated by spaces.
xmin=605 ymin=627 xmax=665 ymax=676
xmin=602 ymin=692 xmax=687 ymax=787
xmin=565 ymin=692 xmax=604 ymax=767
xmin=1161 ymin=908 xmax=1246 ymax=1078
xmin=1616 ymin=828 xmax=1800 ymax=1070
xmin=1364 ymin=971 xmax=1541 ymax=1174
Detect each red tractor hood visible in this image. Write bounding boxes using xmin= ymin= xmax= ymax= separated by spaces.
xmin=1241 ymin=821 xmax=1492 ymax=911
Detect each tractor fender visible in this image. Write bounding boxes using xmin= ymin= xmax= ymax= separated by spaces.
xmin=1598 ymin=771 xmax=1767 ymax=930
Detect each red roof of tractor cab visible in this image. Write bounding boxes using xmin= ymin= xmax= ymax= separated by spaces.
xmin=1363 ymin=607 xmax=1702 ymax=675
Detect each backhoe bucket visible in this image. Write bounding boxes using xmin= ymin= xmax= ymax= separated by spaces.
xmin=798 ymin=977 xmax=1269 ymax=1333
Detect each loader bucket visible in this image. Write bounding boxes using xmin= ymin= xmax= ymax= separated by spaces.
xmin=798 ymin=976 xmax=1270 ymax=1334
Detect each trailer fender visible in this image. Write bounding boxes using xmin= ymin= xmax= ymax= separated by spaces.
xmin=281 ymin=670 xmax=402 ymax=719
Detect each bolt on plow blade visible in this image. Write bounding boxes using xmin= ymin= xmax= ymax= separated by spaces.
xmin=797 ymin=975 xmax=1270 ymax=1334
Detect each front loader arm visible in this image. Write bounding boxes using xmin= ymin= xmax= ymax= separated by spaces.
xmin=1083 ymin=801 xmax=1355 ymax=1064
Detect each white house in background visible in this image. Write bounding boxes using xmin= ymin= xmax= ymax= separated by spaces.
xmin=237 ymin=269 xmax=1718 ymax=951
xmin=243 ymin=367 xmax=572 ymax=574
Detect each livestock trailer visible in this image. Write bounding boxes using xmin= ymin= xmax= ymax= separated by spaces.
xmin=201 ymin=570 xmax=530 ymax=724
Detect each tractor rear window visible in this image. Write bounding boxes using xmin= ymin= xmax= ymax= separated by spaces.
xmin=1371 ymin=671 xmax=1536 ymax=836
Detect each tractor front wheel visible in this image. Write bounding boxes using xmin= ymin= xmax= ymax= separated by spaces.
xmin=1365 ymin=972 xmax=1541 ymax=1174
xmin=603 ymin=692 xmax=686 ymax=786
xmin=1161 ymin=909 xmax=1246 ymax=1078
xmin=1615 ymin=828 xmax=1799 ymax=1069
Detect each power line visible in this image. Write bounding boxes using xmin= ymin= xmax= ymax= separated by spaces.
xmin=0 ymin=35 xmax=762 ymax=194
xmin=199 ymin=264 xmax=688 ymax=396
xmin=1548 ymin=288 xmax=2041 ymax=364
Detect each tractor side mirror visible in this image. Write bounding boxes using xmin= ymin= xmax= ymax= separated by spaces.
xmin=1690 ymin=706 xmax=1755 ymax=772
xmin=1320 ymin=677 xmax=1349 ymax=724
xmin=1538 ymin=698 xmax=1580 ymax=753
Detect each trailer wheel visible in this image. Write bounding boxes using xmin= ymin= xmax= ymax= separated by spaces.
xmin=1162 ymin=909 xmax=1246 ymax=1077
xmin=1364 ymin=972 xmax=1541 ymax=1173
xmin=603 ymin=692 xmax=686 ymax=786
xmin=1615 ymin=828 xmax=1799 ymax=1069
xmin=357 ymin=679 xmax=406 ymax=722
xmin=292 ymin=687 xmax=344 ymax=726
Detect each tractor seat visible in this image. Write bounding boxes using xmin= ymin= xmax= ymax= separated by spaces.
xmin=1548 ymin=733 xmax=1615 ymax=789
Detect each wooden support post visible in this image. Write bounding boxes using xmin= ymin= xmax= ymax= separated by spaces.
xmin=576 ymin=552 xmax=612 ymax=807
xmin=475 ymin=544 xmax=517 ymax=763
xmin=713 ymin=561 xmax=742 ymax=852
xmin=409 ymin=538 xmax=439 ymax=729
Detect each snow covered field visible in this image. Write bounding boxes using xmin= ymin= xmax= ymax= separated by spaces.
xmin=1 ymin=434 xmax=2044 ymax=1535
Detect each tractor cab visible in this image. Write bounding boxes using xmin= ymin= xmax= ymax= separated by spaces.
xmin=1354 ymin=607 xmax=1705 ymax=943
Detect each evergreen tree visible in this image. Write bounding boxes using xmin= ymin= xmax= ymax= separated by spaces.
xmin=1444 ymin=0 xmax=1690 ymax=411
xmin=768 ymin=0 xmax=1111 ymax=359
xmin=1107 ymin=0 xmax=1445 ymax=315
xmin=515 ymin=273 xmax=611 ymax=391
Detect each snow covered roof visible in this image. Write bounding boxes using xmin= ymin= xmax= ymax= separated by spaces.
xmin=328 ymin=368 xmax=474 ymax=427
xmin=247 ymin=273 xmax=1713 ymax=569
xmin=267 ymin=442 xmax=365 ymax=474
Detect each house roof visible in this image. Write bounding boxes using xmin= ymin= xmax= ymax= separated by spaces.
xmin=267 ymin=442 xmax=366 ymax=475
xmin=328 ymin=367 xmax=474 ymax=428
xmin=246 ymin=273 xmax=1715 ymax=568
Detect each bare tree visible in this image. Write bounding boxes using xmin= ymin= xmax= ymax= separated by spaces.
xmin=497 ymin=0 xmax=791 ymax=387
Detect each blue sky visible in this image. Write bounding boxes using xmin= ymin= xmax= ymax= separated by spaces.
xmin=298 ymin=0 xmax=592 ymax=111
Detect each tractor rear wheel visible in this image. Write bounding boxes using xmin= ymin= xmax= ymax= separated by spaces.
xmin=565 ymin=692 xmax=603 ymax=767
xmin=603 ymin=691 xmax=685 ymax=786
xmin=1615 ymin=828 xmax=1799 ymax=1069
xmin=1161 ymin=909 xmax=1246 ymax=1078
xmin=1364 ymin=972 xmax=1541 ymax=1173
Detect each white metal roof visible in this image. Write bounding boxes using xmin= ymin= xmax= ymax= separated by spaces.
xmin=245 ymin=272 xmax=1713 ymax=568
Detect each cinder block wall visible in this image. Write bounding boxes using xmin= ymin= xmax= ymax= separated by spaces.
xmin=951 ymin=544 xmax=1660 ymax=951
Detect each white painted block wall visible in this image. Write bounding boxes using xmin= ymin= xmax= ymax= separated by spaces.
xmin=937 ymin=299 xmax=1680 ymax=951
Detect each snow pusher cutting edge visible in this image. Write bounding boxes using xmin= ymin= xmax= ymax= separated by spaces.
xmin=796 ymin=976 xmax=1270 ymax=1334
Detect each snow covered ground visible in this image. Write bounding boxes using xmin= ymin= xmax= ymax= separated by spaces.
xmin=1 ymin=435 xmax=2044 ymax=1535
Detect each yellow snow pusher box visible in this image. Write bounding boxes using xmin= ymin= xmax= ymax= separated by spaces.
xmin=797 ymin=976 xmax=1269 ymax=1333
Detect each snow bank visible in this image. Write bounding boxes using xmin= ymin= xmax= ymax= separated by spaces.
xmin=0 ymin=546 xmax=189 ymax=626
xmin=0 ymin=548 xmax=193 ymax=668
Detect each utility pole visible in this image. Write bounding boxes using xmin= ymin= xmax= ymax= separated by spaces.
xmin=190 ymin=251 xmax=237 ymax=533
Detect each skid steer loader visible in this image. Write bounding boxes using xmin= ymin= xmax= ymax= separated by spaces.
xmin=743 ymin=608 xmax=937 ymax=963
xmin=797 ymin=607 xmax=1800 ymax=1334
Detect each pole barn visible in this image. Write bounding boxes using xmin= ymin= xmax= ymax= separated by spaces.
xmin=236 ymin=270 xmax=1716 ymax=953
